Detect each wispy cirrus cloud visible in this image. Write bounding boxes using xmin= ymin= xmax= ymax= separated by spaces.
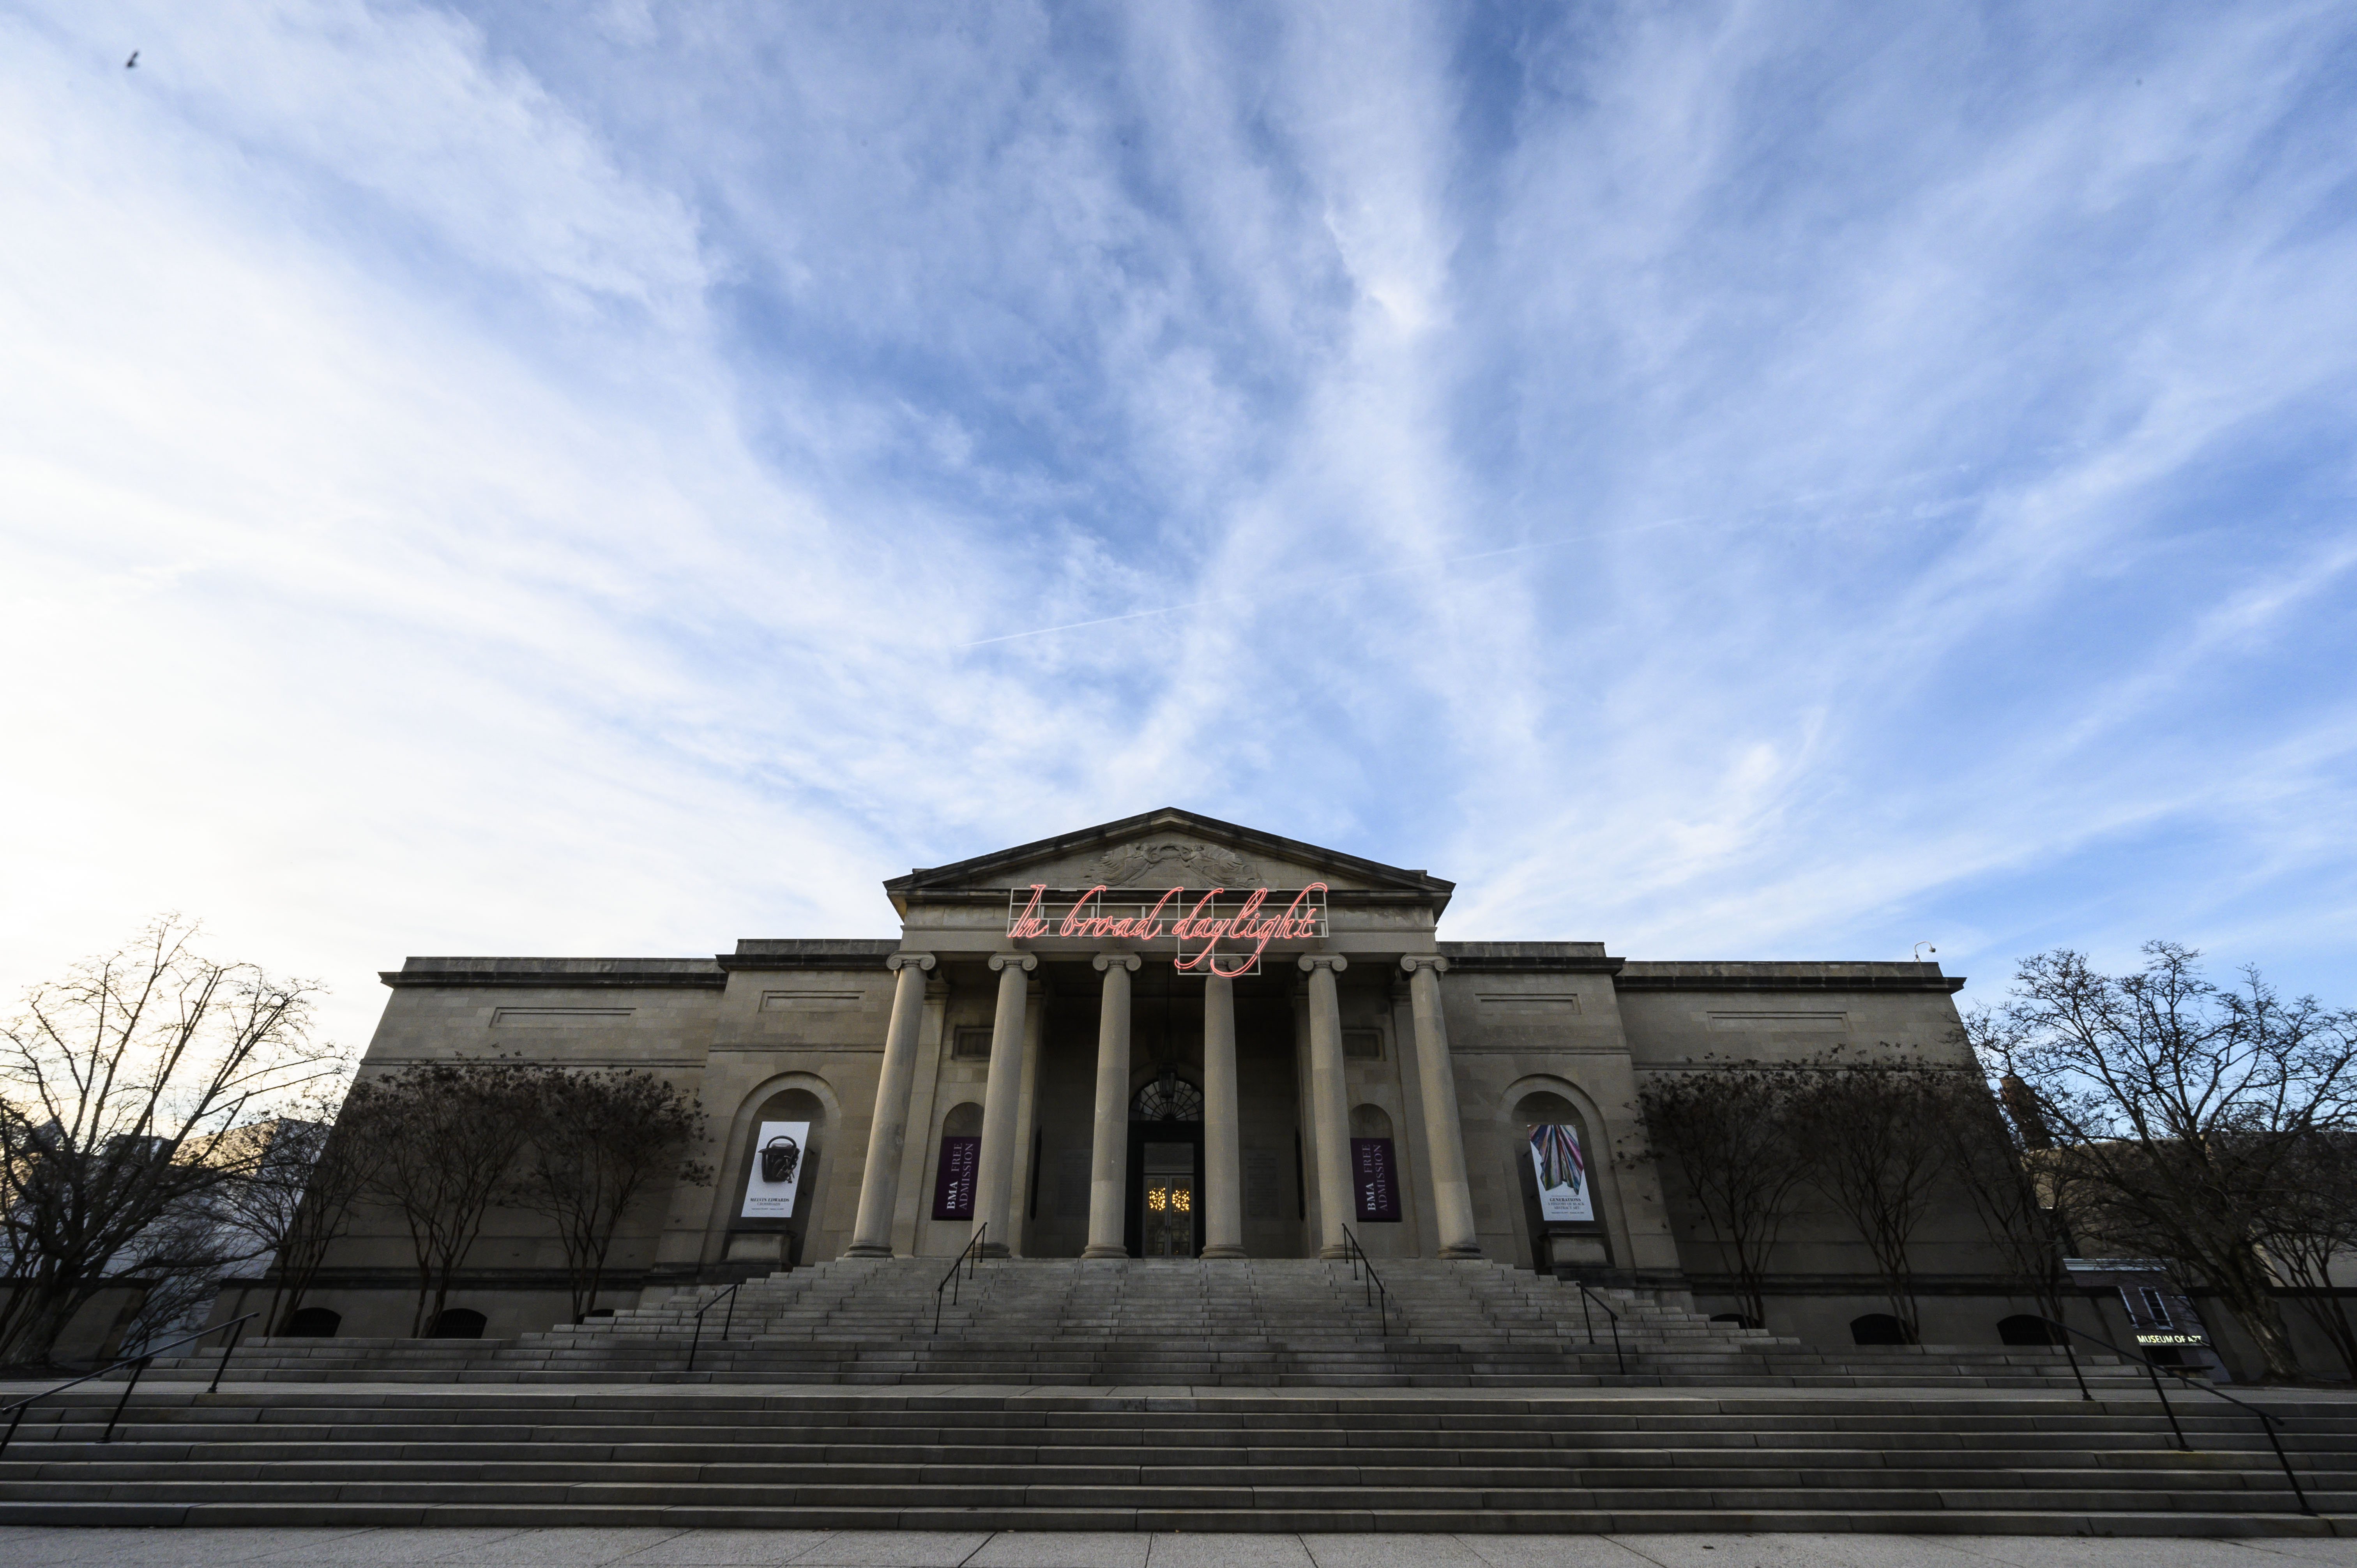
xmin=2 ymin=0 xmax=2352 ymax=1051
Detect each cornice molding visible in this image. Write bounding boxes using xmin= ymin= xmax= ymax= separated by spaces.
xmin=380 ymin=959 xmax=726 ymax=991
xmin=1616 ymin=962 xmax=1965 ymax=994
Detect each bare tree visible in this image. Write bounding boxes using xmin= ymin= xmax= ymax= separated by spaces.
xmin=1789 ymin=1062 xmax=1968 ymax=1342
xmin=1635 ymin=1067 xmax=1813 ymax=1329
xmin=346 ymin=1062 xmax=541 ymax=1336
xmin=1993 ymin=943 xmax=2357 ymax=1379
xmin=108 ymin=1187 xmax=261 ymax=1355
xmin=1936 ymin=1018 xmax=2080 ymax=1330
xmin=509 ymin=1069 xmax=709 ymax=1324
xmin=208 ymin=1095 xmax=382 ymax=1335
xmin=0 ymin=918 xmax=340 ymax=1365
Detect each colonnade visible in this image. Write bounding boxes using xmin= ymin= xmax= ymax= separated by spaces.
xmin=845 ymin=950 xmax=1481 ymax=1260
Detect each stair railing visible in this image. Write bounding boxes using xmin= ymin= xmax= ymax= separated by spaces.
xmin=2030 ymin=1314 xmax=2314 ymax=1515
xmin=1338 ymin=1226 xmax=1393 ymax=1337
xmin=683 ymin=1281 xmax=743 ymax=1374
xmin=1569 ymin=1282 xmax=1626 ymax=1375
xmin=0 ymin=1310 xmax=259 ymax=1457
xmin=934 ymin=1223 xmax=986 ymax=1335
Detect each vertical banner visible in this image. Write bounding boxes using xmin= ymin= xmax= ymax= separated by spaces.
xmin=740 ymin=1121 xmax=811 ymax=1218
xmin=1527 ymin=1123 xmax=1593 ymax=1222
xmin=1352 ymin=1137 xmax=1401 ymax=1221
xmin=932 ymin=1135 xmax=981 ymax=1220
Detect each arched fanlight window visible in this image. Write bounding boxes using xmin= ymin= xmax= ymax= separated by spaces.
xmin=1131 ymin=1064 xmax=1203 ymax=1122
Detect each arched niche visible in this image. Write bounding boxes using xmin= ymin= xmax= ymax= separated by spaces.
xmin=281 ymin=1306 xmax=340 ymax=1338
xmin=1850 ymin=1312 xmax=1914 ymax=1346
xmin=1998 ymin=1313 xmax=2061 ymax=1346
xmin=427 ymin=1307 xmax=486 ymax=1340
xmin=714 ymin=1072 xmax=842 ymax=1269
xmin=1499 ymin=1074 xmax=1622 ymax=1277
xmin=915 ymin=1099 xmax=987 ymax=1241
xmin=1349 ymin=1104 xmax=1394 ymax=1138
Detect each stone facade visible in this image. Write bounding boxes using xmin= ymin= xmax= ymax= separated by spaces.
xmin=281 ymin=808 xmax=2016 ymax=1347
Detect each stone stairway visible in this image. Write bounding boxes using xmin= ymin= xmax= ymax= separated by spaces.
xmin=158 ymin=1259 xmax=2152 ymax=1390
xmin=0 ymin=1384 xmax=2348 ymax=1533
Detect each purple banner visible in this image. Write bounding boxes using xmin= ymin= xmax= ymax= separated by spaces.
xmin=933 ymin=1135 xmax=980 ymax=1220
xmin=1352 ymin=1137 xmax=1400 ymax=1222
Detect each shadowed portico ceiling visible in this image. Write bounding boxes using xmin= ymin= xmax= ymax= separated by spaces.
xmin=883 ymin=808 xmax=1453 ymax=914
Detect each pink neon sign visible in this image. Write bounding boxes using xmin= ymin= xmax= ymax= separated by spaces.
xmin=1006 ymin=883 xmax=1328 ymax=978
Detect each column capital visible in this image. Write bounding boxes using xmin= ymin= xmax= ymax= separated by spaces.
xmin=886 ymin=952 xmax=936 ymax=973
xmin=1399 ymin=954 xmax=1450 ymax=975
xmin=1092 ymin=952 xmax=1142 ymax=973
xmin=988 ymin=952 xmax=1038 ymax=973
xmin=1297 ymin=953 xmax=1350 ymax=974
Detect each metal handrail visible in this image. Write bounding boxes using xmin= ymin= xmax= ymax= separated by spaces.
xmin=1338 ymin=1226 xmax=1393 ymax=1337
xmin=1571 ymin=1281 xmax=1625 ymax=1375
xmin=2031 ymin=1314 xmax=2314 ymax=1515
xmin=0 ymin=1311 xmax=260 ymax=1456
xmin=934 ymin=1224 xmax=986 ymax=1335
xmin=683 ymin=1281 xmax=743 ymax=1374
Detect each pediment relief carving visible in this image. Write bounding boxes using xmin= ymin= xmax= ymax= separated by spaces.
xmin=1080 ymin=839 xmax=1264 ymax=889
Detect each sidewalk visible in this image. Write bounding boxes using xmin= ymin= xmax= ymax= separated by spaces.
xmin=0 ymin=1529 xmax=2350 ymax=1568
xmin=12 ymin=1375 xmax=2355 ymax=1403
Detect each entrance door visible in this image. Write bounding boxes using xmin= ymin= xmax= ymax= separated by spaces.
xmin=1140 ymin=1141 xmax=1196 ymax=1257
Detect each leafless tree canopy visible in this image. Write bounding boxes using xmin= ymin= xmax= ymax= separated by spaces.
xmin=342 ymin=1062 xmax=542 ymax=1337
xmin=1939 ymin=1029 xmax=2078 ymax=1331
xmin=1988 ymin=942 xmax=2357 ymax=1379
xmin=1787 ymin=1064 xmax=1981 ymax=1343
xmin=210 ymin=1086 xmax=382 ymax=1336
xmin=1644 ymin=1058 xmax=2036 ymax=1343
xmin=0 ymin=917 xmax=345 ymax=1365
xmin=508 ymin=1069 xmax=708 ymax=1324
xmin=1635 ymin=1067 xmax=1813 ymax=1329
xmin=339 ymin=1061 xmax=708 ymax=1336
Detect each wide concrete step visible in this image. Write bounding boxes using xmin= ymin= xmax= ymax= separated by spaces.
xmin=151 ymin=1259 xmax=2147 ymax=1395
xmin=2 ymin=1386 xmax=2348 ymax=1534
xmin=0 ymin=1501 xmax=2344 ymax=1537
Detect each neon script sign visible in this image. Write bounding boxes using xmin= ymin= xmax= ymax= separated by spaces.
xmin=1006 ymin=883 xmax=1328 ymax=978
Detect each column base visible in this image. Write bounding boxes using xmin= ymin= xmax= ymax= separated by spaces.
xmin=1317 ymin=1243 xmax=1351 ymax=1260
xmin=1438 ymin=1243 xmax=1484 ymax=1259
xmin=1199 ymin=1245 xmax=1246 ymax=1259
xmin=843 ymin=1243 xmax=894 ymax=1258
xmin=977 ymin=1242 xmax=1011 ymax=1258
xmin=1080 ymin=1245 xmax=1129 ymax=1259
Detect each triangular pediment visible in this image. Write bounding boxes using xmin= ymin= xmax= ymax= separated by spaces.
xmin=884 ymin=808 xmax=1452 ymax=907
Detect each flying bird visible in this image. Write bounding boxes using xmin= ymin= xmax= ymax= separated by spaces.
xmin=125 ymin=50 xmax=138 ymax=68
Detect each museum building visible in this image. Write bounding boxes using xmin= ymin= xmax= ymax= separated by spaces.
xmin=313 ymin=808 xmax=1991 ymax=1344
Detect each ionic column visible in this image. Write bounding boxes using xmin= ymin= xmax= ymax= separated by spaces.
xmin=1403 ymin=955 xmax=1481 ymax=1257
xmin=846 ymin=952 xmax=935 ymax=1257
xmin=1299 ymin=954 xmax=1352 ymax=1260
xmin=1008 ymin=979 xmax=1045 ymax=1255
xmin=1200 ymin=973 xmax=1244 ymax=1259
xmin=1081 ymin=952 xmax=1141 ymax=1259
xmin=968 ymin=952 xmax=1035 ymax=1258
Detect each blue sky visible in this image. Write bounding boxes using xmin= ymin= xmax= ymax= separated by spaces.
xmin=3 ymin=0 xmax=2353 ymax=1053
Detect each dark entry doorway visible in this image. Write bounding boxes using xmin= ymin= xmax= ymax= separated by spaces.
xmin=1123 ymin=1067 xmax=1204 ymax=1257
xmin=1139 ymin=1141 xmax=1197 ymax=1257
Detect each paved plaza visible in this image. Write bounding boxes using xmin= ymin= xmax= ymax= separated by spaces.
xmin=0 ymin=1530 xmax=2349 ymax=1568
